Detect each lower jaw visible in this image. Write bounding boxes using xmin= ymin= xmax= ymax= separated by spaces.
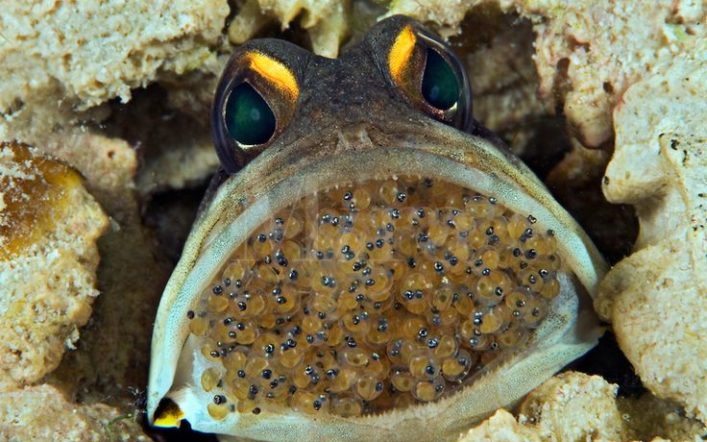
xmin=152 ymin=147 xmax=603 ymax=437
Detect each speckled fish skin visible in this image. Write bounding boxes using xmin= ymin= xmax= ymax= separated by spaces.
xmin=148 ymin=15 xmax=607 ymax=441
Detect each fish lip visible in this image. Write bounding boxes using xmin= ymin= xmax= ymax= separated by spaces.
xmin=147 ymin=144 xmax=607 ymax=429
xmin=152 ymin=275 xmax=602 ymax=438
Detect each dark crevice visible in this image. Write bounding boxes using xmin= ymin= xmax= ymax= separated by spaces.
xmin=566 ymin=332 xmax=646 ymax=398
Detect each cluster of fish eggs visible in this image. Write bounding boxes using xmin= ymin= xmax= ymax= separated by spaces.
xmin=187 ymin=177 xmax=562 ymax=419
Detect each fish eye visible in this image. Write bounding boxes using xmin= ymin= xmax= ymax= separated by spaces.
xmin=421 ymin=48 xmax=460 ymax=112
xmin=387 ymin=25 xmax=472 ymax=131
xmin=224 ymin=83 xmax=276 ymax=146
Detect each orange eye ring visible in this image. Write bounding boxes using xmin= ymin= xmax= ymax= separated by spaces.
xmin=387 ymin=25 xmax=472 ymax=131
xmin=213 ymin=50 xmax=301 ymax=173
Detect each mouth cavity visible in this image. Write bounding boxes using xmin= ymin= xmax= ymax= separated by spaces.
xmin=185 ymin=176 xmax=562 ymax=419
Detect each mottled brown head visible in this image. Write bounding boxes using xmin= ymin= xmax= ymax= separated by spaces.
xmin=212 ymin=15 xmax=472 ymax=173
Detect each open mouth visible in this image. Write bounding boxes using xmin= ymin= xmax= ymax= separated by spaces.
xmin=182 ymin=174 xmax=563 ymax=419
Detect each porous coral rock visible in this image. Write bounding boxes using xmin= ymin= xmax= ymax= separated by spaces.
xmin=0 ymin=0 xmax=228 ymax=110
xmin=0 ymin=384 xmax=149 ymax=441
xmin=1 ymin=117 xmax=174 ymax=407
xmin=386 ymin=0 xmax=509 ymax=39
xmin=0 ymin=142 xmax=108 ymax=389
xmin=228 ymin=0 xmax=350 ymax=57
xmin=517 ymin=372 xmax=626 ymax=441
xmin=104 ymin=87 xmax=220 ymax=196
xmin=458 ymin=409 xmax=541 ymax=442
xmin=0 ymin=0 xmax=703 ymax=439
xmin=458 ymin=372 xmax=706 ymax=442
xmin=0 ymin=0 xmax=230 ymax=199
xmin=596 ymin=46 xmax=707 ymax=423
xmin=546 ymin=142 xmax=637 ymax=264
xmin=42 ymin=132 xmax=172 ymax=405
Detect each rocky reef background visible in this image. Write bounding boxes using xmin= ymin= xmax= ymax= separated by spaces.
xmin=0 ymin=1 xmax=704 ymax=440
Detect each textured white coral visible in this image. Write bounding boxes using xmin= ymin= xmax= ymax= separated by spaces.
xmin=459 ymin=372 xmax=705 ymax=441
xmin=597 ymin=43 xmax=707 ymax=423
xmin=0 ymin=144 xmax=108 ymax=389
xmin=228 ymin=0 xmax=349 ymax=57
xmin=0 ymin=0 xmax=228 ymax=110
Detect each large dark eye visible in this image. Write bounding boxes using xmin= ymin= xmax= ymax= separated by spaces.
xmin=225 ymin=83 xmax=276 ymax=146
xmin=387 ymin=25 xmax=472 ymax=131
xmin=421 ymin=48 xmax=460 ymax=111
xmin=212 ymin=49 xmax=301 ymax=173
